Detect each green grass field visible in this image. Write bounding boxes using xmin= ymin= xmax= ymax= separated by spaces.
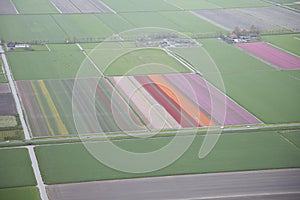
xmin=120 ymin=11 xmax=224 ymax=34
xmin=0 ymin=187 xmax=40 ymax=200
xmin=103 ymin=48 xmax=191 ymax=76
xmin=281 ymin=130 xmax=300 ymax=148
xmin=0 ymin=148 xmax=36 ymax=188
xmin=12 ymin=0 xmax=58 ymax=14
xmin=52 ymin=14 xmax=113 ymax=41
xmin=166 ymin=0 xmax=221 ymax=10
xmin=263 ymin=34 xmax=300 ymax=56
xmin=6 ymin=44 xmax=98 ymax=80
xmin=0 ymin=15 xmax=66 ymax=43
xmin=95 ymin=14 xmax=135 ymax=33
xmin=171 ymin=39 xmax=300 ymax=124
xmin=35 ymin=131 xmax=300 ymax=184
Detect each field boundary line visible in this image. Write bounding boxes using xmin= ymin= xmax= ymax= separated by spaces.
xmin=0 ymin=45 xmax=31 ymax=140
xmin=9 ymin=0 xmax=19 ymax=14
xmin=279 ymin=133 xmax=300 ymax=150
xmin=163 ymin=0 xmax=184 ymax=10
xmin=163 ymin=48 xmax=198 ymax=74
xmin=265 ymin=42 xmax=300 ymax=58
xmin=168 ymin=46 xmax=263 ymax=124
xmin=190 ymin=11 xmax=231 ymax=31
xmin=76 ymin=43 xmax=104 ymax=76
xmin=49 ymin=0 xmax=62 ymax=14
xmin=234 ymin=44 xmax=281 ymax=71
xmin=45 ymin=44 xmax=51 ymax=52
xmin=27 ymin=146 xmax=49 ymax=200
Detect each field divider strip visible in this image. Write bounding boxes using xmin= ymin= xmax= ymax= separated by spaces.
xmin=27 ymin=146 xmax=49 ymax=200
xmin=0 ymin=45 xmax=31 ymax=139
xmin=265 ymin=42 xmax=300 ymax=58
xmin=9 ymin=0 xmax=19 ymax=14
xmin=76 ymin=43 xmax=104 ymax=77
xmin=49 ymin=0 xmax=62 ymax=14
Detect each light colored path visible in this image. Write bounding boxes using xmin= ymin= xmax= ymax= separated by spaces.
xmin=0 ymin=45 xmax=49 ymax=200
xmin=27 ymin=146 xmax=49 ymax=200
xmin=47 ymin=168 xmax=300 ymax=200
xmin=0 ymin=45 xmax=30 ymax=140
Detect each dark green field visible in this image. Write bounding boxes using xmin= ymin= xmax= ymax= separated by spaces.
xmin=0 ymin=186 xmax=40 ymax=200
xmin=35 ymin=131 xmax=300 ymax=184
xmin=0 ymin=148 xmax=36 ymax=188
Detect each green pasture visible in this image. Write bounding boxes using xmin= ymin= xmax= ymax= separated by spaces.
xmin=52 ymin=14 xmax=113 ymax=41
xmin=101 ymin=0 xmax=179 ymax=12
xmin=6 ymin=45 xmax=98 ymax=80
xmin=160 ymin=11 xmax=225 ymax=34
xmin=103 ymin=48 xmax=191 ymax=76
xmin=165 ymin=0 xmax=221 ymax=10
xmin=0 ymin=148 xmax=36 ymax=188
xmin=35 ymin=131 xmax=300 ymax=184
xmin=281 ymin=131 xmax=300 ymax=148
xmin=263 ymin=34 xmax=300 ymax=56
xmin=0 ymin=15 xmax=65 ymax=43
xmin=12 ymin=0 xmax=58 ymax=14
xmin=96 ymin=14 xmax=135 ymax=33
xmin=172 ymin=39 xmax=273 ymax=74
xmin=0 ymin=187 xmax=40 ymax=200
xmin=120 ymin=11 xmax=224 ymax=34
xmin=215 ymin=70 xmax=300 ymax=124
xmin=172 ymin=38 xmax=300 ymax=124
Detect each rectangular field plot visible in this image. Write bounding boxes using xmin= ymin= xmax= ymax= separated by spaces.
xmin=0 ymin=187 xmax=40 ymax=200
xmin=0 ymin=0 xmax=18 ymax=14
xmin=110 ymin=74 xmax=261 ymax=128
xmin=6 ymin=45 xmax=99 ymax=80
xmin=101 ymin=0 xmax=179 ymax=12
xmin=193 ymin=6 xmax=300 ymax=32
xmin=35 ymin=131 xmax=300 ymax=184
xmin=17 ymin=78 xmax=146 ymax=137
xmin=52 ymin=14 xmax=113 ymax=40
xmin=171 ymin=39 xmax=274 ymax=75
xmin=120 ymin=11 xmax=224 ymax=34
xmin=0 ymin=15 xmax=66 ymax=43
xmin=0 ymin=148 xmax=36 ymax=188
xmin=12 ymin=0 xmax=58 ymax=14
xmin=217 ymin=71 xmax=300 ymax=124
xmin=236 ymin=42 xmax=300 ymax=70
xmin=50 ymin=0 xmax=114 ymax=13
xmin=263 ymin=34 xmax=300 ymax=56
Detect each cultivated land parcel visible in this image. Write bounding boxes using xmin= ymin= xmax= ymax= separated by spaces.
xmin=0 ymin=0 xmax=300 ymax=199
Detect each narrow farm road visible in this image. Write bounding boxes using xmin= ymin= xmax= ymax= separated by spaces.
xmin=0 ymin=45 xmax=49 ymax=200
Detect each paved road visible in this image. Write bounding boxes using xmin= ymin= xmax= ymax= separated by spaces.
xmin=47 ymin=168 xmax=300 ymax=200
xmin=1 ymin=45 xmax=49 ymax=200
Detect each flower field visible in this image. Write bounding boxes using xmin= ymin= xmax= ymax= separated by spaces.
xmin=236 ymin=42 xmax=300 ymax=70
xmin=16 ymin=73 xmax=260 ymax=137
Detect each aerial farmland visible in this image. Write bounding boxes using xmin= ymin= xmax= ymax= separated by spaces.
xmin=0 ymin=0 xmax=300 ymax=199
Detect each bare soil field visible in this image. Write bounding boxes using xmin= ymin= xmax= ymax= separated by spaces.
xmin=193 ymin=6 xmax=300 ymax=32
xmin=0 ymin=0 xmax=18 ymax=14
xmin=0 ymin=93 xmax=17 ymax=115
xmin=0 ymin=83 xmax=11 ymax=94
xmin=50 ymin=0 xmax=114 ymax=13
